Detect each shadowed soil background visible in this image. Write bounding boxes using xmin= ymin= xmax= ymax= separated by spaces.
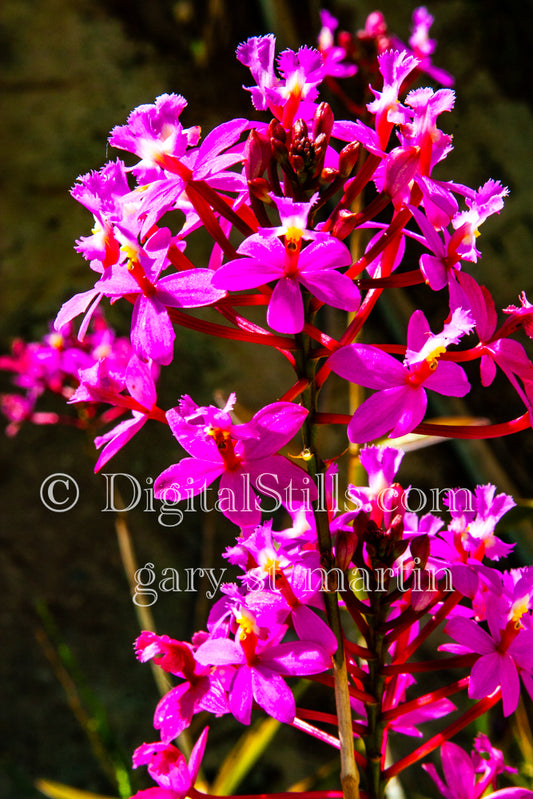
xmin=2 ymin=1 xmax=533 ymax=797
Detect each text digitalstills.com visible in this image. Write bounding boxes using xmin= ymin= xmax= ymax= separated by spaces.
xmin=39 ymin=470 xmax=479 ymax=525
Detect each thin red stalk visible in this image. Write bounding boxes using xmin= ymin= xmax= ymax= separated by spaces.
xmin=343 ymin=639 xmax=373 ymax=660
xmin=309 ymin=673 xmax=376 ymax=704
xmin=383 ymin=589 xmax=448 ymax=641
xmin=81 ymin=387 xmax=167 ymax=424
xmin=390 ymin=591 xmax=463 ymax=659
xmin=382 ymin=653 xmax=477 ymax=675
xmin=345 ymin=209 xmax=412 ymax=280
xmin=216 ymin=304 xmax=277 ymax=337
xmin=383 ymin=691 xmax=501 ymax=780
xmin=166 ymin=307 xmax=298 ymax=349
xmin=190 ymin=788 xmax=344 ymax=799
xmin=292 ymin=716 xmax=341 ymax=749
xmin=186 ymin=183 xmax=239 ymax=259
xmin=190 ymin=179 xmax=257 ymax=237
xmin=339 ymin=589 xmax=371 ymax=639
xmin=356 ymin=269 xmax=424 ymax=289
xmin=167 ymin=244 xmax=197 ymax=271
xmin=324 ymin=155 xmax=383 ymax=231
xmin=292 ymin=719 xmax=368 ymax=770
xmin=302 ymin=322 xmax=339 ymax=350
xmin=314 ymin=282 xmax=386 ymax=389
xmin=414 ymin=413 xmax=531 ymax=438
xmin=315 ymin=413 xmax=352 ymax=425
xmin=381 ymin=677 xmax=470 ymax=723
xmin=217 ymin=294 xmax=270 ymax=307
xmin=279 ymin=378 xmax=310 ymax=402
xmin=296 ymin=707 xmax=367 ymax=737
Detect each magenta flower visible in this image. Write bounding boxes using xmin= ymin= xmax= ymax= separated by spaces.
xmin=328 ymin=308 xmax=473 ymax=443
xmin=236 ymin=35 xmax=325 ymax=125
xmin=424 ymin=737 xmax=532 ymax=799
xmin=367 ymin=50 xmax=419 ymax=149
xmin=109 ymin=93 xmax=200 ymax=182
xmin=195 ymin=606 xmax=332 ymax=725
xmin=84 ymin=355 xmax=159 ymax=471
xmin=95 ymin=228 xmax=226 ymax=364
xmin=444 ymin=615 xmax=533 ymax=716
xmin=212 ymin=198 xmax=359 ymax=334
xmin=132 ymin=728 xmax=208 ymax=799
xmin=408 ymin=7 xmax=454 ymax=87
xmin=135 ymin=632 xmax=227 ymax=741
xmin=154 ymin=395 xmax=317 ymax=527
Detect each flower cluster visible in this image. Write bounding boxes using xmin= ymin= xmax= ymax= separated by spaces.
xmin=0 ymin=312 xmax=137 ymax=437
xmin=8 ymin=5 xmax=533 ymax=799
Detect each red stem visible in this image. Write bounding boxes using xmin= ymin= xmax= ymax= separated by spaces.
xmin=295 ymin=707 xmax=367 ymax=737
xmin=382 ymin=653 xmax=477 ymax=675
xmin=381 ymin=677 xmax=470 ymax=723
xmin=190 ymin=789 xmax=345 ymax=799
xmin=166 ymin=307 xmax=298 ymax=350
xmin=383 ymin=691 xmax=501 ymax=780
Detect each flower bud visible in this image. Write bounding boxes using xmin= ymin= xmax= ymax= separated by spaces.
xmin=313 ymin=102 xmax=334 ymax=141
xmin=410 ymin=534 xmax=430 ymax=568
xmin=248 ymin=177 xmax=272 ymax=203
xmin=335 ymin=531 xmax=357 ymax=572
xmin=339 ymin=142 xmax=360 ymax=178
xmin=331 ymin=208 xmax=358 ymax=239
xmin=245 ymin=129 xmax=272 ymax=181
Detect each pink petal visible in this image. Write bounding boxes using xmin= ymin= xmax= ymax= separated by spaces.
xmin=469 ymin=652 xmax=502 ymax=700
xmin=328 ymin=344 xmax=406 ymax=389
xmin=219 ymin=469 xmax=262 ymax=527
xmin=299 ymin=270 xmax=360 ymax=312
xmin=157 ymin=269 xmax=226 ymax=307
xmin=251 ymin=665 xmax=295 ymax=722
xmin=194 ymin=638 xmax=244 ymax=667
xmin=229 ymin=665 xmax=253 ymax=725
xmin=292 ymin=605 xmax=337 ymax=655
xmin=499 ymin=652 xmax=520 ymax=716
xmin=261 ymin=640 xmax=332 ymax=676
xmin=154 ymin=458 xmax=223 ymax=502
xmin=424 ymin=361 xmax=470 ymax=396
xmin=188 ymin=727 xmax=209 ymax=783
xmin=131 ymin=295 xmax=174 ymax=365
xmin=347 ymin=385 xmax=421 ymax=443
xmin=444 ymin=617 xmax=495 ymax=655
xmin=440 ymin=741 xmax=476 ymax=799
xmin=267 ymin=277 xmax=304 ymax=333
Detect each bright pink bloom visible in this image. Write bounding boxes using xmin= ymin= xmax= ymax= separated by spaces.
xmin=444 ymin=615 xmax=533 ymax=715
xmin=109 ymin=93 xmax=200 ymax=181
xmin=195 ymin=606 xmax=332 ymax=725
xmin=424 ymin=736 xmax=530 ymax=799
xmin=132 ymin=728 xmax=208 ymax=799
xmin=154 ymin=395 xmax=316 ymax=526
xmin=329 ymin=309 xmax=473 ymax=442
xmin=212 ymin=223 xmax=359 ymax=334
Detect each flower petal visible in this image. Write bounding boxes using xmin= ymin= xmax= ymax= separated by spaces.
xmin=267 ymin=277 xmax=304 ymax=333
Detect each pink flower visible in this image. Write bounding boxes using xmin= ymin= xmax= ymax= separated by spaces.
xmin=212 ymin=201 xmax=359 ymax=334
xmin=328 ymin=309 xmax=473 ymax=443
xmin=444 ymin=616 xmax=533 ymax=716
xmin=132 ymin=728 xmax=208 ymax=799
xmin=154 ymin=395 xmax=317 ymax=527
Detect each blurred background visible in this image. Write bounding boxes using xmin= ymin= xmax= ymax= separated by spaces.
xmin=2 ymin=1 xmax=533 ymax=797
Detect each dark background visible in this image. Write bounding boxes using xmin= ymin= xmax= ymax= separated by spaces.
xmin=2 ymin=1 xmax=533 ymax=797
